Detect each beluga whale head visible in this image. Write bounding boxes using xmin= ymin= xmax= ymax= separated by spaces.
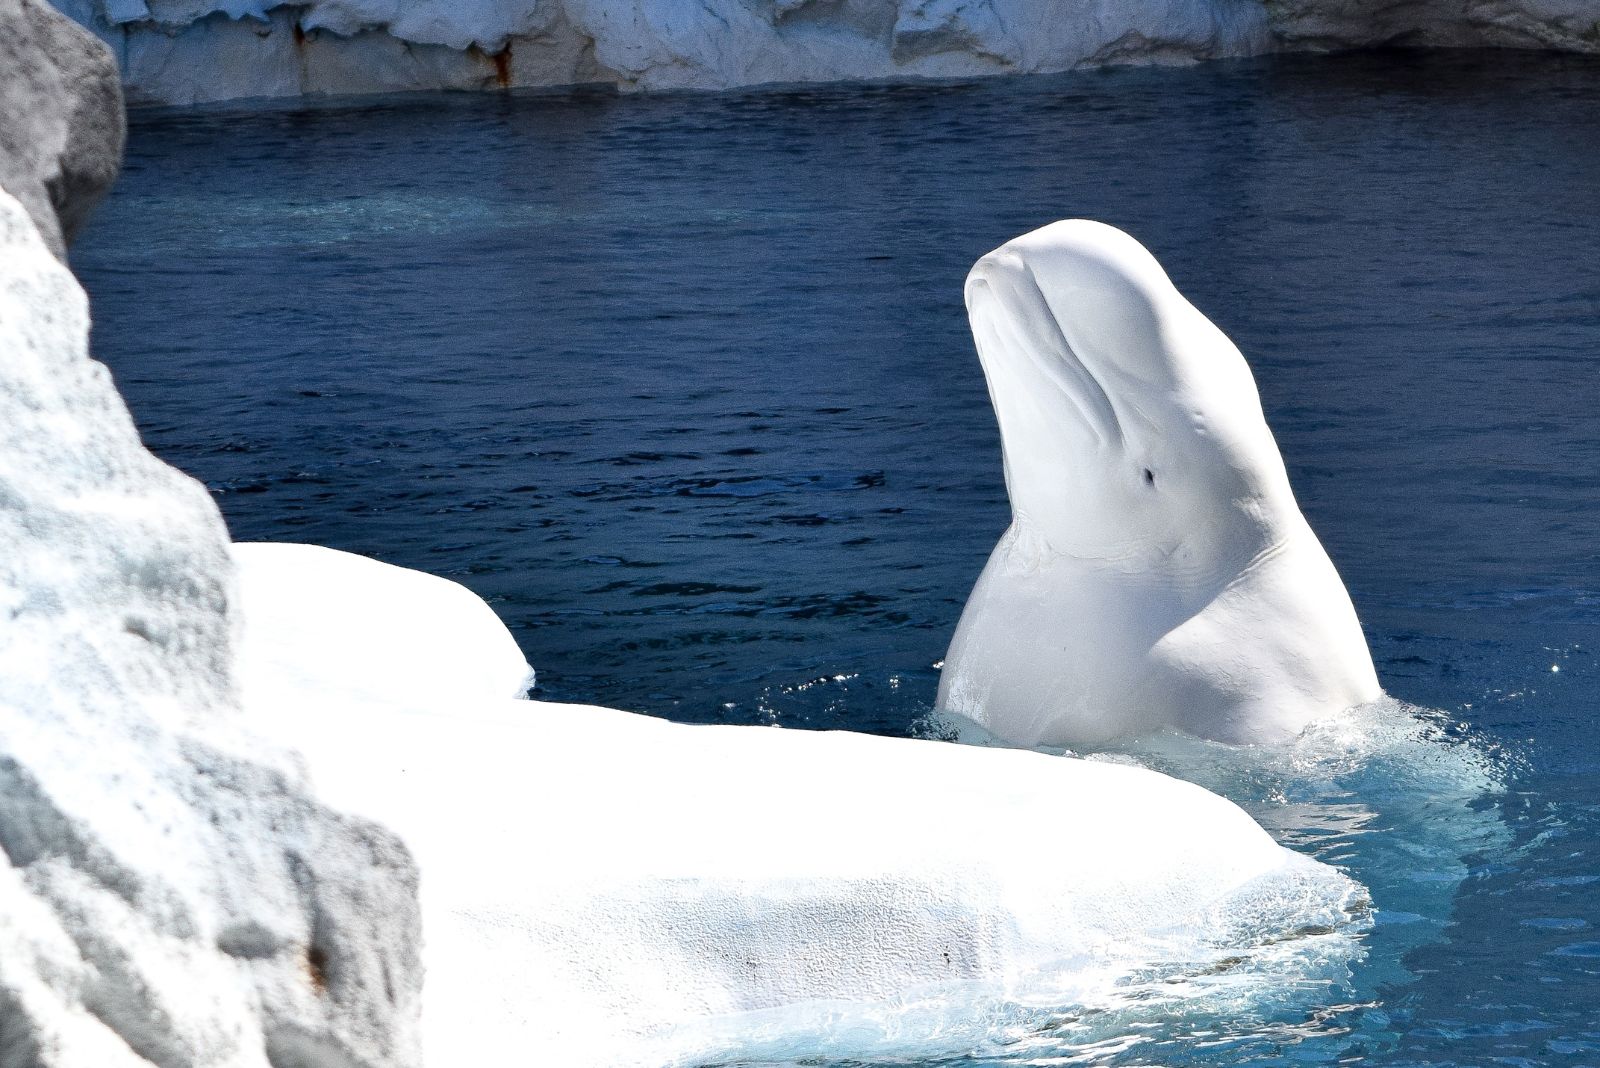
xmin=939 ymin=220 xmax=1381 ymax=748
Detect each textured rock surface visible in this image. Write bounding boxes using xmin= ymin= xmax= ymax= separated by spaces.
xmin=0 ymin=0 xmax=124 ymax=260
xmin=50 ymin=0 xmax=1274 ymax=105
xmin=0 ymin=181 xmax=424 ymax=1066
xmin=1266 ymin=0 xmax=1600 ymax=53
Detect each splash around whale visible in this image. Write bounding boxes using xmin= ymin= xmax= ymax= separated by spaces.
xmin=938 ymin=220 xmax=1381 ymax=748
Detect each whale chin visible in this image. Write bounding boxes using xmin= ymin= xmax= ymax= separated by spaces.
xmin=939 ymin=221 xmax=1382 ymax=748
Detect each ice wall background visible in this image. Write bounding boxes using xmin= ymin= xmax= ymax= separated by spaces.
xmin=49 ymin=0 xmax=1600 ymax=106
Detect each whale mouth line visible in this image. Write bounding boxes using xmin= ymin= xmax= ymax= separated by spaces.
xmin=970 ymin=263 xmax=1124 ymax=451
xmin=1019 ymin=261 xmax=1125 ymax=451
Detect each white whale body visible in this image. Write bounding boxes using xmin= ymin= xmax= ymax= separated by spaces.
xmin=232 ymin=541 xmax=1369 ymax=1066
xmin=939 ymin=220 xmax=1381 ymax=748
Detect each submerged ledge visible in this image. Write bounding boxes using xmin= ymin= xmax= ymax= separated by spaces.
xmin=49 ymin=0 xmax=1600 ymax=107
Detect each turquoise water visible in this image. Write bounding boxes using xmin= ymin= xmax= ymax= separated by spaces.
xmin=75 ymin=49 xmax=1600 ymax=1065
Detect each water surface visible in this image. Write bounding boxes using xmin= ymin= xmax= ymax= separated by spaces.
xmin=75 ymin=49 xmax=1600 ymax=1066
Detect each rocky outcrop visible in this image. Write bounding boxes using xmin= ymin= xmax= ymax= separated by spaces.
xmin=49 ymin=0 xmax=1275 ymax=106
xmin=1265 ymin=0 xmax=1600 ymax=53
xmin=0 ymin=0 xmax=123 ymax=260
xmin=0 ymin=179 xmax=425 ymax=1068
xmin=0 ymin=13 xmax=426 ymax=1059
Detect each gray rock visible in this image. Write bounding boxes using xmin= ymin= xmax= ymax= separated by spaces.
xmin=1265 ymin=0 xmax=1600 ymax=53
xmin=0 ymin=177 xmax=424 ymax=1066
xmin=0 ymin=0 xmax=124 ymax=260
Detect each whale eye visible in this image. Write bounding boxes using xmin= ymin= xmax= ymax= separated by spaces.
xmin=1142 ymin=468 xmax=1155 ymax=487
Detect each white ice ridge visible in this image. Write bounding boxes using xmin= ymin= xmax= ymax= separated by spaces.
xmin=50 ymin=0 xmax=1600 ymax=107
xmin=233 ymin=541 xmax=535 ymax=708
xmin=53 ymin=0 xmax=1276 ymax=105
xmin=233 ymin=541 xmax=1371 ymax=1067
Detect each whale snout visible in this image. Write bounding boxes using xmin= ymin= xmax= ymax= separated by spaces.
xmin=964 ymin=221 xmax=1182 ymax=395
xmin=968 ymin=219 xmax=1164 ymax=307
xmin=963 ymin=238 xmax=1124 ymax=456
xmin=963 ymin=246 xmax=1027 ymax=308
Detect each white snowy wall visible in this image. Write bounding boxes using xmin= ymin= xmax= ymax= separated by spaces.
xmin=48 ymin=0 xmax=1600 ymax=107
xmin=50 ymin=0 xmax=1276 ymax=105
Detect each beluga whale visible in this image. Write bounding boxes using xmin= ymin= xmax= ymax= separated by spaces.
xmin=938 ymin=220 xmax=1381 ymax=748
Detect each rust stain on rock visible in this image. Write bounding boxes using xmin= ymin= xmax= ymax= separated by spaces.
xmin=304 ymin=943 xmax=329 ymax=995
xmin=465 ymin=43 xmax=511 ymax=89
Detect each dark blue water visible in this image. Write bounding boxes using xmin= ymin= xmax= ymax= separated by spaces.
xmin=74 ymin=50 xmax=1600 ymax=1066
